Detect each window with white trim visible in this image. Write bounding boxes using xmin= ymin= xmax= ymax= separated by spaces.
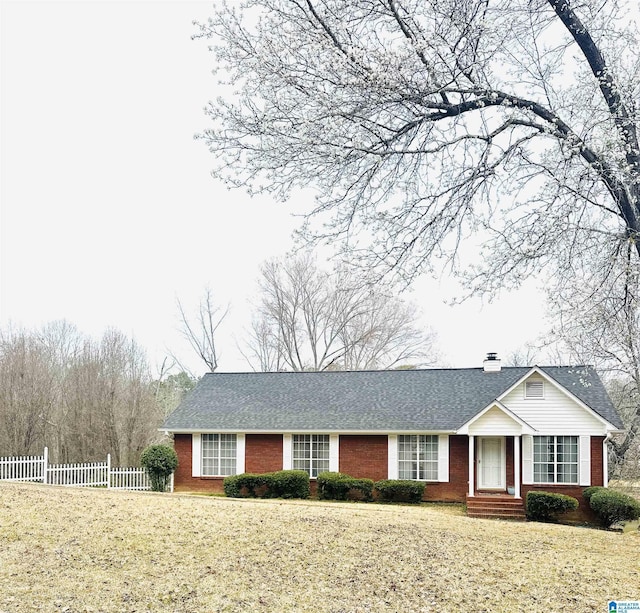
xmin=292 ymin=434 xmax=330 ymax=477
xmin=533 ymin=435 xmax=578 ymax=484
xmin=398 ymin=435 xmax=438 ymax=481
xmin=525 ymin=380 xmax=544 ymax=398
xmin=202 ymin=434 xmax=237 ymax=476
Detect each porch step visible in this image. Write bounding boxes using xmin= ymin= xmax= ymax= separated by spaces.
xmin=466 ymin=494 xmax=526 ymax=521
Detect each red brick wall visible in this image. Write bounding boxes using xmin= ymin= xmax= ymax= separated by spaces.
xmin=423 ymin=435 xmax=468 ymax=502
xmin=591 ymin=436 xmax=605 ymax=486
xmin=173 ymin=434 xmax=226 ymax=494
xmin=245 ymin=434 xmax=283 ymax=473
xmin=172 ymin=433 xmax=606 ymax=516
xmin=339 ymin=435 xmax=388 ymax=481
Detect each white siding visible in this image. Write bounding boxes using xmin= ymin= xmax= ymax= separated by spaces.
xmin=501 ymin=376 xmax=606 ymax=434
xmin=191 ymin=433 xmax=201 ymax=478
xmin=468 ymin=406 xmax=524 ymax=435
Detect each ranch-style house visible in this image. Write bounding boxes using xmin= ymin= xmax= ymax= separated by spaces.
xmin=161 ymin=355 xmax=623 ymax=519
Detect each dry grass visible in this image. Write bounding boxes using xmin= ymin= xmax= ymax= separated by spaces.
xmin=0 ymin=483 xmax=638 ymax=612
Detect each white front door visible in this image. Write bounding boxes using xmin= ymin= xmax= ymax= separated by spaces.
xmin=478 ymin=437 xmax=505 ymax=490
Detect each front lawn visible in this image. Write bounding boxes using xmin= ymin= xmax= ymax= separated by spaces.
xmin=0 ymin=482 xmax=638 ymax=612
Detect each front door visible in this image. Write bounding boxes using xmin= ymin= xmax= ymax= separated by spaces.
xmin=478 ymin=437 xmax=505 ymax=490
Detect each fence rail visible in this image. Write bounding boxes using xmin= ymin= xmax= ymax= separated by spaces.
xmin=0 ymin=448 xmax=173 ymax=492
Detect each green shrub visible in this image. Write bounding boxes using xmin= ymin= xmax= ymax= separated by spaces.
xmin=373 ymin=479 xmax=425 ymax=504
xmin=582 ymin=486 xmax=605 ymax=501
xmin=269 ymin=470 xmax=310 ymax=499
xmin=317 ymin=472 xmax=374 ymax=501
xmin=588 ymin=489 xmax=640 ymax=527
xmin=525 ymin=491 xmax=579 ymax=522
xmin=223 ymin=470 xmax=310 ymax=499
xmin=223 ymin=473 xmax=271 ymax=498
xmin=140 ymin=444 xmax=178 ymax=492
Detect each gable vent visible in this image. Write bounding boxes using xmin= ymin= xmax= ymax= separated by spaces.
xmin=525 ymin=380 xmax=544 ymax=398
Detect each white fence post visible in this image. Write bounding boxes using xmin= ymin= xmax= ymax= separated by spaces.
xmin=107 ymin=453 xmax=111 ymax=489
xmin=43 ymin=447 xmax=49 ymax=485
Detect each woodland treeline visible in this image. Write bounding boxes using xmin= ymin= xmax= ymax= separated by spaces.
xmin=0 ymin=321 xmax=194 ymax=465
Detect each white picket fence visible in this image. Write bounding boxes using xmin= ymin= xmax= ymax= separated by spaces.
xmin=0 ymin=447 xmax=173 ymax=492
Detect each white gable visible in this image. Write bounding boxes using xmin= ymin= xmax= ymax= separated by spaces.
xmin=466 ymin=405 xmax=527 ymax=435
xmin=500 ymin=372 xmax=608 ymax=434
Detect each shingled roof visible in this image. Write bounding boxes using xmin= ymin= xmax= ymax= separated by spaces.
xmin=162 ymin=366 xmax=623 ymax=432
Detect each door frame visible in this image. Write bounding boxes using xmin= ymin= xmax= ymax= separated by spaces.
xmin=477 ymin=436 xmax=506 ymax=490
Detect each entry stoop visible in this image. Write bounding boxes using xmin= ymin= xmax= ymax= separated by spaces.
xmin=466 ymin=494 xmax=526 ymax=520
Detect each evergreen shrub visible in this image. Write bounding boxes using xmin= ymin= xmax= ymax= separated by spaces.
xmin=525 ymin=491 xmax=578 ymax=522
xmin=588 ymin=489 xmax=640 ymax=527
xmin=373 ymin=479 xmax=425 ymax=503
xmin=317 ymin=472 xmax=374 ymax=501
xmin=223 ymin=470 xmax=310 ymax=499
xmin=140 ymin=444 xmax=178 ymax=492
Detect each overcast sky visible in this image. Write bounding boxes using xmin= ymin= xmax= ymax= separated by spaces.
xmin=0 ymin=0 xmax=549 ymax=376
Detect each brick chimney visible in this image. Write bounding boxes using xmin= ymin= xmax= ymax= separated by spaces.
xmin=483 ymin=352 xmax=501 ymax=372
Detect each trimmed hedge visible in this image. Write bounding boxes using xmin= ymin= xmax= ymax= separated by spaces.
xmin=139 ymin=444 xmax=178 ymax=492
xmin=317 ymin=472 xmax=374 ymax=501
xmin=223 ymin=470 xmax=310 ymax=499
xmin=582 ymin=486 xmax=605 ymax=502
xmin=588 ymin=489 xmax=640 ymax=527
xmin=373 ymin=479 xmax=425 ymax=504
xmin=525 ymin=491 xmax=579 ymax=522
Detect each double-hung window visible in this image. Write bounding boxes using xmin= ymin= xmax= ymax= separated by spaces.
xmin=202 ymin=433 xmax=237 ymax=476
xmin=398 ymin=435 xmax=438 ymax=481
xmin=292 ymin=434 xmax=330 ymax=477
xmin=533 ymin=435 xmax=578 ymax=484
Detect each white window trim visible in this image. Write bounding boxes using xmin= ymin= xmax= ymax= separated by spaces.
xmin=388 ymin=435 xmax=398 ymax=480
xmin=396 ymin=434 xmax=441 ymax=482
xmin=192 ymin=433 xmax=244 ymax=478
xmin=530 ymin=434 xmax=582 ymax=485
xmin=437 ymin=435 xmax=449 ymax=482
xmin=283 ymin=434 xmax=338 ymax=478
xmin=192 ymin=433 xmax=201 ymax=478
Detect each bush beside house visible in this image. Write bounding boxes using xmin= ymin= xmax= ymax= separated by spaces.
xmin=525 ymin=491 xmax=579 ymax=522
xmin=587 ymin=489 xmax=640 ymax=527
xmin=224 ymin=470 xmax=310 ymax=499
xmin=317 ymin=472 xmax=374 ymax=501
xmin=140 ymin=444 xmax=178 ymax=492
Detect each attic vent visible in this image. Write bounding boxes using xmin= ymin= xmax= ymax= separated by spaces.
xmin=525 ymin=380 xmax=544 ymax=398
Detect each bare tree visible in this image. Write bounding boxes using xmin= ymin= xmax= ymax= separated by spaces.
xmin=176 ymin=288 xmax=229 ymax=373
xmin=0 ymin=321 xmax=164 ymax=464
xmin=545 ymin=257 xmax=640 ymax=475
xmin=197 ymin=0 xmax=640 ymax=295
xmin=242 ymin=254 xmax=438 ymax=371
xmin=197 ymin=0 xmax=640 ymax=453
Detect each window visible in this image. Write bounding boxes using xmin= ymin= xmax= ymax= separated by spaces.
xmin=398 ymin=435 xmax=438 ymax=481
xmin=533 ymin=436 xmax=578 ymax=484
xmin=202 ymin=434 xmax=237 ymax=476
xmin=292 ymin=434 xmax=330 ymax=477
